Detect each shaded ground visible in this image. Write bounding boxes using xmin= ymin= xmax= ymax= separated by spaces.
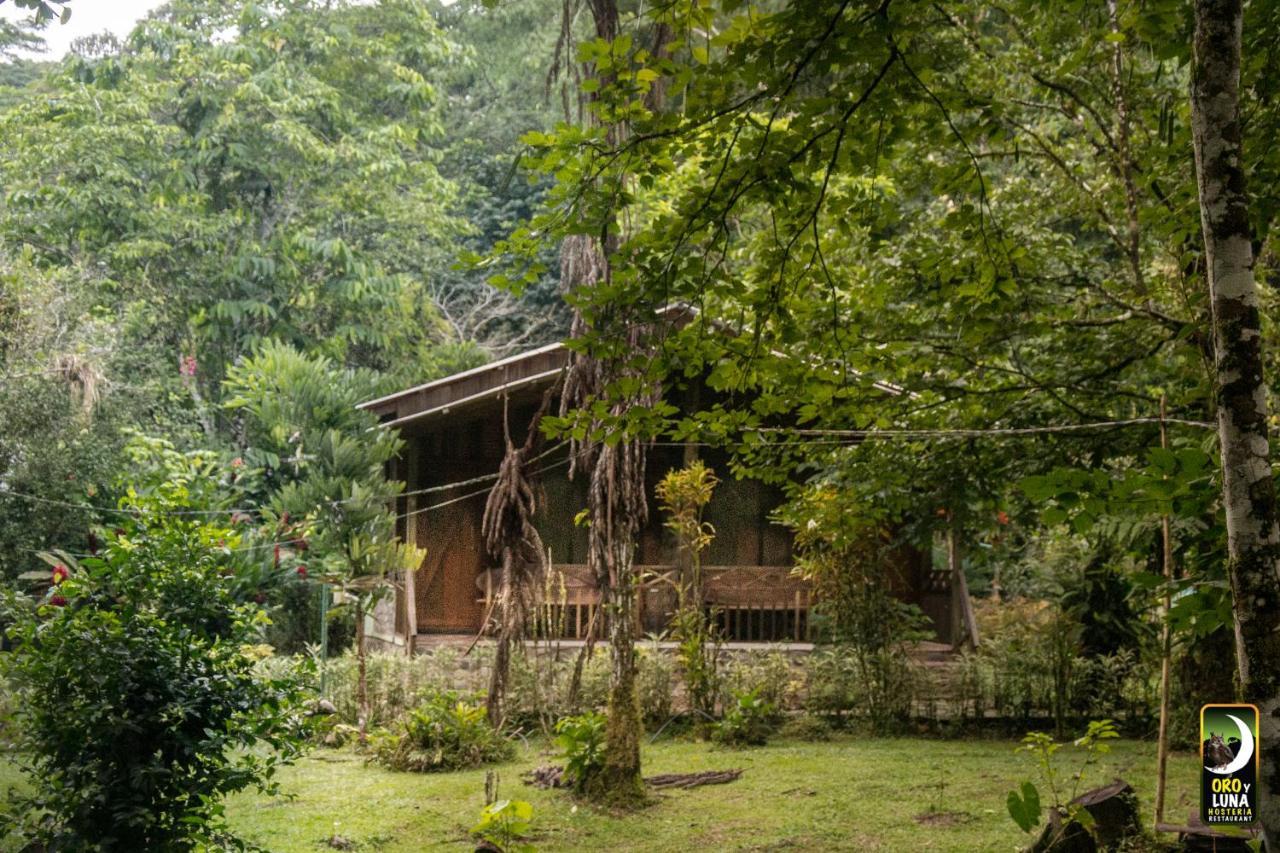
xmin=212 ymin=735 xmax=1199 ymax=852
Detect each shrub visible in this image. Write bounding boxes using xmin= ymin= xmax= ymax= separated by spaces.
xmin=779 ymin=713 xmax=832 ymax=742
xmin=721 ymin=649 xmax=794 ymax=713
xmin=321 ymin=647 xmax=490 ymax=731
xmin=504 ymin=649 xmax=615 ymax=730
xmin=712 ymin=688 xmax=778 ymax=747
xmin=471 ymin=798 xmax=535 ymax=853
xmin=636 ymin=643 xmax=675 ymax=728
xmin=802 ymin=645 xmax=916 ymax=730
xmin=0 ymin=492 xmax=308 ymax=850
xmin=373 ymin=691 xmax=513 ymax=772
xmin=554 ymin=711 xmax=607 ymax=791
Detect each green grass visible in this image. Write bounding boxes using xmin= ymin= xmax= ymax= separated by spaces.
xmin=210 ymin=735 xmax=1200 ymax=852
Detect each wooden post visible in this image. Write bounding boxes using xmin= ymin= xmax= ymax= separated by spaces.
xmin=403 ymin=444 xmax=420 ymax=657
xmin=1154 ymin=396 xmax=1175 ymax=827
xmin=948 ymin=518 xmax=980 ymax=650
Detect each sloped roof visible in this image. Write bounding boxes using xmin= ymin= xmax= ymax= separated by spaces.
xmin=359 ymin=303 xmax=906 ymax=430
xmin=358 ymin=341 xmax=567 ymax=430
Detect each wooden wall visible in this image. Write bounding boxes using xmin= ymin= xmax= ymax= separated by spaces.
xmin=401 ymin=396 xmax=796 ymax=635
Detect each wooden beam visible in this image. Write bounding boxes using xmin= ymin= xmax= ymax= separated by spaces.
xmin=403 ymin=441 xmax=421 ymax=656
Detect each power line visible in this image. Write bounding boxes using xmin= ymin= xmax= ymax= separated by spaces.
xmin=752 ymin=417 xmax=1214 ymax=440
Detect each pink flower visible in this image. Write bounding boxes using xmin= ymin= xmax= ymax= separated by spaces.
xmin=180 ymin=354 xmax=198 ymax=378
xmin=230 ymin=457 xmax=244 ymax=469
xmin=296 ymin=565 xmax=308 ymax=579
xmin=51 ymin=564 xmax=69 ymax=585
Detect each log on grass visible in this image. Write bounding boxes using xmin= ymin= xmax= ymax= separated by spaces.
xmin=645 ymin=769 xmax=743 ymax=789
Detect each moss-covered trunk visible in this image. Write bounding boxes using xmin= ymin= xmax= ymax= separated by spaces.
xmin=1189 ymin=0 xmax=1280 ymax=841
xmin=587 ymin=531 xmax=645 ymax=807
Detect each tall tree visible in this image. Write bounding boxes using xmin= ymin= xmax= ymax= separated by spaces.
xmin=1189 ymin=0 xmax=1280 ymax=841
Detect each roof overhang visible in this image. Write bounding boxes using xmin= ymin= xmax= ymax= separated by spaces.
xmin=359 ymin=342 xmax=568 ymax=427
xmin=358 ymin=302 xmax=909 ymax=431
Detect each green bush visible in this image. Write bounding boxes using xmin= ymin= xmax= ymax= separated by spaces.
xmin=636 ymin=643 xmax=675 ymax=727
xmin=778 ymin=713 xmax=832 ymax=742
xmin=471 ymin=798 xmax=535 ymax=853
xmin=321 ymin=647 xmax=490 ymax=730
xmin=554 ymin=711 xmax=607 ymax=791
xmin=372 ymin=691 xmax=513 ymax=772
xmin=712 ymin=688 xmax=778 ymax=747
xmin=0 ymin=492 xmax=308 ymax=850
xmin=721 ymin=650 xmax=794 ymax=714
xmin=803 ymin=645 xmax=916 ymax=730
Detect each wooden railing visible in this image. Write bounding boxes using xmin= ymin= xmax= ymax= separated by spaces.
xmin=480 ymin=563 xmax=814 ymax=643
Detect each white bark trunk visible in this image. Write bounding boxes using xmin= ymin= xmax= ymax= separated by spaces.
xmin=1190 ymin=0 xmax=1280 ymax=841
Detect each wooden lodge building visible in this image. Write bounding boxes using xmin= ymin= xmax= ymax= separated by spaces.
xmin=359 ymin=339 xmax=976 ymax=652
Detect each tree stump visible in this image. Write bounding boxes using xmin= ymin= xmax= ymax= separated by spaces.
xmin=1028 ymin=809 xmax=1096 ymax=853
xmin=1028 ymin=779 xmax=1139 ymax=853
xmin=1073 ymin=779 xmax=1139 ymax=849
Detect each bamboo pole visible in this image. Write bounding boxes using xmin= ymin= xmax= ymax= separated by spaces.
xmin=1154 ymin=395 xmax=1175 ymax=828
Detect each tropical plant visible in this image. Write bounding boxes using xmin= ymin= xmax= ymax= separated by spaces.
xmin=224 ymin=341 xmax=424 ymax=736
xmin=712 ymin=688 xmax=779 ymax=748
xmin=373 ymin=691 xmax=513 ymax=773
xmin=1006 ymin=719 xmax=1120 ymax=841
xmin=471 ymin=797 xmax=536 ymax=853
xmin=0 ymin=487 xmax=308 ymax=850
xmin=554 ymin=711 xmax=607 ymax=792
xmin=656 ymin=461 xmax=722 ymax=723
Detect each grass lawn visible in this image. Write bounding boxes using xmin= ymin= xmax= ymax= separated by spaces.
xmin=211 ymin=735 xmax=1200 ymax=852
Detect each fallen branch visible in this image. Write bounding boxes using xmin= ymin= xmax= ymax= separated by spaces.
xmin=645 ymin=769 xmax=743 ymax=789
xmin=522 ymin=765 xmax=745 ymax=791
xmin=522 ymin=765 xmax=566 ymax=789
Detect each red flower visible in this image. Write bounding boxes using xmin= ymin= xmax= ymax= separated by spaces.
xmin=996 ymin=510 xmax=1011 ymax=526
xmin=49 ymin=594 xmax=67 ymax=607
xmin=273 ymin=544 xmax=281 ymax=568
xmin=51 ymin=564 xmax=69 ymax=585
xmin=296 ymin=565 xmax=308 ymax=579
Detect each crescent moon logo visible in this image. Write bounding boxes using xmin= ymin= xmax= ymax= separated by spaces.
xmin=1208 ymin=713 xmax=1254 ymax=776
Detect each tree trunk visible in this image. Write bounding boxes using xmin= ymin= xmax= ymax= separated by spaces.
xmin=1190 ymin=0 xmax=1280 ymax=842
xmin=582 ymin=441 xmax=647 ymax=808
xmin=355 ymin=598 xmax=369 ymax=741
xmin=555 ymin=0 xmax=649 ymax=809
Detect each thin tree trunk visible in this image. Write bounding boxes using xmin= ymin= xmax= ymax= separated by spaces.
xmin=356 ymin=599 xmax=369 ymax=741
xmin=1190 ymin=0 xmax=1280 ymax=841
xmin=1154 ymin=397 xmax=1175 ymax=827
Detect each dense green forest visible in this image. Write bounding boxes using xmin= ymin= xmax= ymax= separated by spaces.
xmin=2 ymin=0 xmax=1280 ymax=846
xmin=0 ymin=0 xmax=570 ymax=572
